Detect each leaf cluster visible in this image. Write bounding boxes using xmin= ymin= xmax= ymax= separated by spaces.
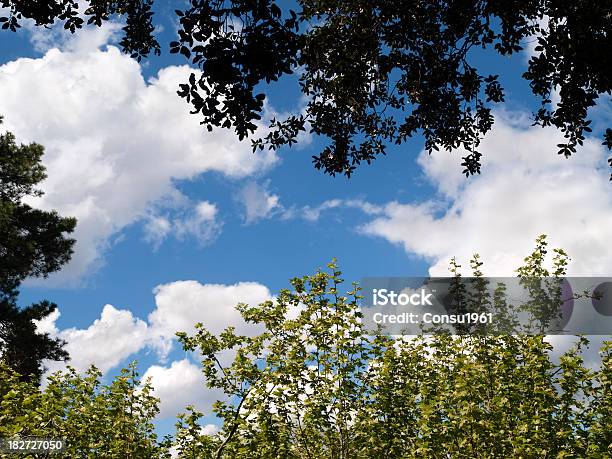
xmin=172 ymin=1 xmax=612 ymax=177
xmin=0 ymin=362 xmax=166 ymax=458
xmin=3 ymin=2 xmax=610 ymax=177
xmin=1 ymin=237 xmax=611 ymax=457
xmin=171 ymin=239 xmax=612 ymax=458
xmin=0 ymin=0 xmax=160 ymax=61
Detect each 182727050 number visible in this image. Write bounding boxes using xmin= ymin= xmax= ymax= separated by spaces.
xmin=0 ymin=438 xmax=66 ymax=454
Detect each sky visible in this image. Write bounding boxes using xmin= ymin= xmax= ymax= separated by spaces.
xmin=1 ymin=3 xmax=611 ymax=434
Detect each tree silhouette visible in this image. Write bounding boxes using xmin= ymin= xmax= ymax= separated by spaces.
xmin=0 ymin=116 xmax=76 ymax=383
xmin=1 ymin=1 xmax=610 ymax=177
xmin=0 ymin=0 xmax=159 ymax=61
xmin=173 ymin=1 xmax=612 ymax=177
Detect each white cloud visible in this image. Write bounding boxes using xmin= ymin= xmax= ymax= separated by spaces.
xmin=141 ymin=359 xmax=222 ymax=419
xmin=39 ymin=305 xmax=149 ymax=375
xmin=143 ymin=215 xmax=173 ymax=249
xmin=233 ymin=173 xmax=384 ymax=227
xmin=145 ymin=199 xmax=222 ymax=248
xmin=35 ymin=278 xmax=275 ymax=411
xmin=148 ymin=280 xmax=272 ymax=357
xmin=34 ymin=308 xmax=61 ymax=336
xmin=201 ymin=424 xmax=219 ymax=435
xmin=301 ymin=199 xmax=343 ymax=221
xmin=300 ymin=199 xmax=382 ymax=222
xmin=25 ymin=19 xmax=123 ymax=54
xmin=238 ymin=180 xmax=281 ymax=224
xmin=37 ymin=303 xmax=226 ymax=420
xmin=0 ymin=33 xmax=277 ymax=283
xmin=361 ymin=111 xmax=612 ymax=277
xmin=174 ymin=201 xmax=220 ymax=244
xmin=36 ymin=278 xmax=274 ymax=377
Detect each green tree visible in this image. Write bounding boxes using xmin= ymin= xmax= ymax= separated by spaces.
xmin=0 ymin=362 xmax=167 ymax=458
xmin=0 ymin=117 xmax=76 ymax=383
xmin=173 ymin=237 xmax=612 ymax=458
xmin=0 ymin=300 xmax=69 ymax=385
xmin=0 ymin=237 xmax=610 ymax=457
xmin=2 ymin=2 xmax=611 ymax=177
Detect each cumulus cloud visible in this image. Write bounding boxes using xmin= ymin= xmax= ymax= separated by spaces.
xmin=238 ymin=180 xmax=281 ymax=224
xmin=141 ymin=359 xmax=223 ymax=419
xmin=0 ymin=31 xmax=277 ymax=283
xmin=149 ymin=280 xmax=272 ymax=357
xmin=38 ymin=305 xmax=149 ymax=375
xmin=34 ymin=308 xmax=61 ymax=336
xmin=34 ymin=277 xmax=274 ymax=419
xmin=35 ymin=277 xmax=275 ymax=418
xmin=361 ymin=111 xmax=612 ymax=276
xmin=36 ymin=278 xmax=274 ymax=376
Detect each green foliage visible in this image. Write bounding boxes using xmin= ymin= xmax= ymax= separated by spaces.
xmin=168 ymin=406 xmax=218 ymax=458
xmin=173 ymin=238 xmax=612 ymax=458
xmin=0 ymin=362 xmax=166 ymax=458
xmin=1 ymin=117 xmax=75 ymax=383
xmin=1 ymin=236 xmax=610 ymax=457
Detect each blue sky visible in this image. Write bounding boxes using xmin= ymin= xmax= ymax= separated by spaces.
xmin=1 ymin=3 xmax=611 ymax=434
